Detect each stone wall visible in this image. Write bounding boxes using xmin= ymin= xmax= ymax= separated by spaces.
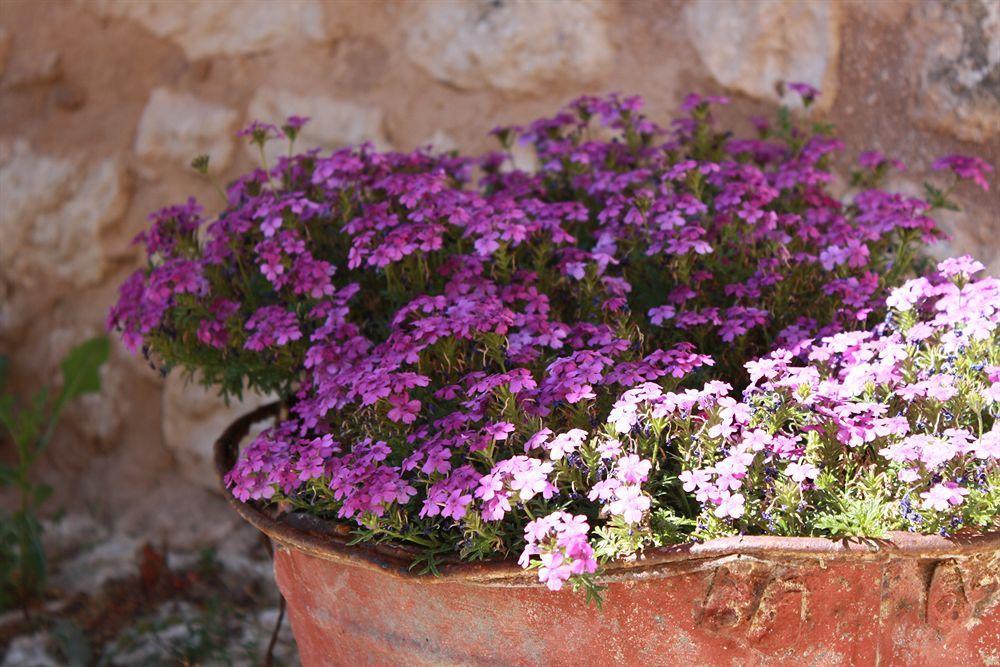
xmin=0 ymin=0 xmax=997 ymax=545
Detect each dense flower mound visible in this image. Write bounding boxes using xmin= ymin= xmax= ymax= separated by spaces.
xmin=601 ymin=258 xmax=998 ymax=556
xmin=109 ymin=89 xmax=995 ymax=596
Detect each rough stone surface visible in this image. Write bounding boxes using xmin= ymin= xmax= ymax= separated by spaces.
xmin=17 ymin=507 xmax=291 ymax=666
xmin=0 ymin=141 xmax=126 ymax=289
xmin=162 ymin=376 xmax=272 ymax=493
xmin=405 ymin=0 xmax=614 ymax=93
xmin=135 ymin=87 xmax=238 ymax=170
xmin=0 ymin=141 xmax=127 ymax=332
xmin=0 ymin=634 xmax=60 ymax=667
xmin=246 ymin=89 xmax=388 ymax=163
xmin=103 ymin=601 xmax=297 ymax=666
xmin=909 ymin=0 xmax=1000 ymax=142
xmin=684 ymin=0 xmax=841 ymax=110
xmin=0 ymin=28 xmax=11 ymax=78
xmin=88 ymin=0 xmax=328 ymax=60
xmin=51 ymin=530 xmax=143 ymax=595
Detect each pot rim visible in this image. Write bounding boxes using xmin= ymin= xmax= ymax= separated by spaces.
xmin=215 ymin=403 xmax=1000 ymax=585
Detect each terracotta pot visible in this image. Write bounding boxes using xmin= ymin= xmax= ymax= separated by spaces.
xmin=216 ymin=405 xmax=1000 ymax=667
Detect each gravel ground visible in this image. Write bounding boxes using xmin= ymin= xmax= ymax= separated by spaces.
xmin=0 ymin=514 xmax=299 ymax=666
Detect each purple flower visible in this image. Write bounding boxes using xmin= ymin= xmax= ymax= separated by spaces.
xmin=484 ymin=421 xmax=516 ymax=441
xmin=238 ymin=120 xmax=281 ymax=145
xmin=284 ymin=115 xmax=310 ymax=131
xmin=858 ymin=151 xmax=905 ymax=172
xmin=387 ymin=394 xmax=420 ymax=424
xmin=786 ymin=81 xmax=820 ymax=104
xmin=931 ymin=155 xmax=993 ymax=191
xmin=113 ymin=90 xmax=996 ymax=574
xmin=244 ymin=305 xmax=302 ymax=351
xmin=441 ymin=489 xmax=473 ymax=520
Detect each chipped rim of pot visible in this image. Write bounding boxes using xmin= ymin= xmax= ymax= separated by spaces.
xmin=215 ymin=403 xmax=1000 ymax=586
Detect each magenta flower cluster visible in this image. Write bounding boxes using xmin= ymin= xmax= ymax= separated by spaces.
xmin=108 ymin=88 xmax=994 ymax=594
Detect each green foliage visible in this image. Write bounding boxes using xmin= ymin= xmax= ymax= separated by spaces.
xmin=923 ymin=181 xmax=960 ymax=212
xmin=961 ymin=474 xmax=1000 ymax=531
xmin=811 ymin=471 xmax=896 ymax=538
xmin=0 ymin=336 xmax=109 ymax=612
xmin=571 ymin=573 xmax=607 ymax=610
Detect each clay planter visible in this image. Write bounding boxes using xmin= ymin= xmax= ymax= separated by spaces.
xmin=217 ymin=405 xmax=1000 ymax=666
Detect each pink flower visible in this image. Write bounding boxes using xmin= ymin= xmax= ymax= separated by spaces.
xmin=937 ymin=255 xmax=985 ymax=279
xmin=548 ymin=429 xmax=587 ymax=460
xmin=708 ymin=397 xmax=752 ymax=438
xmin=509 ymin=460 xmax=556 ymax=501
xmin=537 ymin=551 xmax=573 ymax=591
xmin=607 ymin=485 xmax=650 ymax=524
xmin=713 ymin=492 xmax=746 ymax=519
xmin=886 ymin=277 xmax=932 ymax=311
xmin=597 ymin=438 xmax=623 ymax=459
xmin=587 ymin=478 xmax=621 ymax=502
xmin=679 ymin=468 xmax=712 ymax=493
xmin=615 ymin=455 xmax=652 ymax=484
xmin=920 ymin=482 xmax=969 ymax=512
xmin=974 ymin=426 xmax=1000 ymax=459
xmin=712 ymin=457 xmax=747 ymax=491
xmin=524 ymin=428 xmax=553 ymax=453
xmin=520 ymin=512 xmax=597 ymax=590
xmin=784 ymin=461 xmax=819 ymax=483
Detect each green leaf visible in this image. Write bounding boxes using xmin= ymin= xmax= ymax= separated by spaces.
xmin=0 ymin=395 xmax=15 ymax=441
xmin=57 ymin=336 xmax=110 ymax=406
xmin=0 ymin=355 xmax=8 ymax=392
xmin=190 ymin=154 xmax=210 ymax=174
xmin=13 ymin=510 xmax=46 ymax=600
xmin=33 ymin=483 xmax=53 ymax=507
